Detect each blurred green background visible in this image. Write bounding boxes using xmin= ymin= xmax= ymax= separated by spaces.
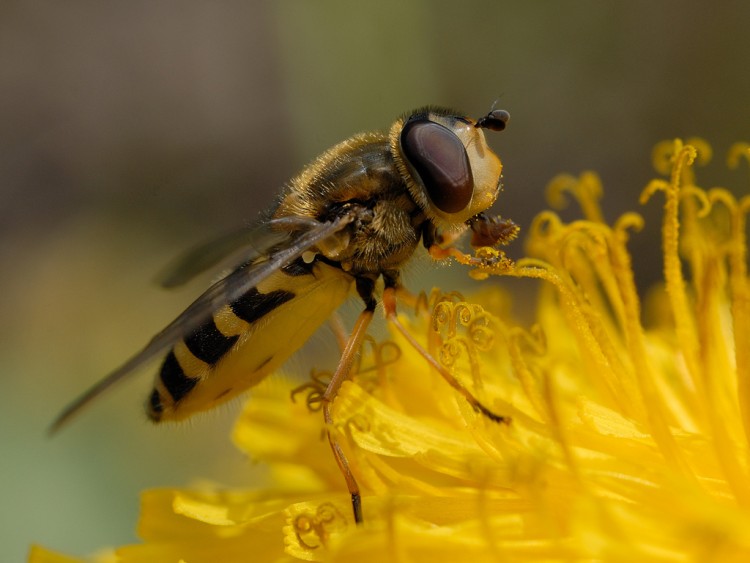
xmin=3 ymin=1 xmax=749 ymax=560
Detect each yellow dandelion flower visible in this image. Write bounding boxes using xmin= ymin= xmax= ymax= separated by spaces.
xmin=31 ymin=140 xmax=750 ymax=562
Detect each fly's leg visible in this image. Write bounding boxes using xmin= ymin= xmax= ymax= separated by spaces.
xmin=382 ymin=285 xmax=510 ymax=425
xmin=322 ymin=277 xmax=376 ymax=525
xmin=322 ymin=309 xmax=371 ymax=524
xmin=328 ymin=311 xmax=349 ymax=353
xmin=427 ymin=214 xmax=519 ymax=261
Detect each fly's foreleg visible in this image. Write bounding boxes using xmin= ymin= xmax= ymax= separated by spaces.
xmin=427 ymin=213 xmax=520 ymax=261
xmin=322 ymin=277 xmax=376 ymax=525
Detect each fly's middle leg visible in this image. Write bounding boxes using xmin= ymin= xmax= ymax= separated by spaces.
xmin=381 ymin=286 xmax=510 ymax=425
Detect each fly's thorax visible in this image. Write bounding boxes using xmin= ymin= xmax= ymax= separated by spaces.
xmin=389 ymin=108 xmax=504 ymax=232
xmin=338 ymin=194 xmax=420 ymax=275
xmin=274 ymin=132 xmax=395 ymax=220
xmin=271 ymin=130 xmax=423 ymax=276
xmin=292 ymin=194 xmax=420 ymax=277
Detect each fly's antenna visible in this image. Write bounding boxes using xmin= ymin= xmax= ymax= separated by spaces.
xmin=475 ymin=108 xmax=510 ymax=132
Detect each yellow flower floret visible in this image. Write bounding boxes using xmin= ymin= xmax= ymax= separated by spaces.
xmin=31 ymin=140 xmax=750 ymax=562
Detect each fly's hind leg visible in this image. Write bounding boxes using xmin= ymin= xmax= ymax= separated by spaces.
xmin=381 ymin=280 xmax=510 ymax=425
xmin=322 ymin=277 xmax=377 ymax=525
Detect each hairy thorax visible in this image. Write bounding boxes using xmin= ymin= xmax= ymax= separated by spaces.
xmin=274 ymin=134 xmax=424 ymax=277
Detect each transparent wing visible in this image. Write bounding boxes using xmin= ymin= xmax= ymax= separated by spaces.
xmin=156 ymin=226 xmax=275 ymax=288
xmin=156 ymin=215 xmax=326 ymax=288
xmin=50 ymin=212 xmax=354 ymax=434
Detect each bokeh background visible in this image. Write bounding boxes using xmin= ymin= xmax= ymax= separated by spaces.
xmin=3 ymin=1 xmax=749 ymax=560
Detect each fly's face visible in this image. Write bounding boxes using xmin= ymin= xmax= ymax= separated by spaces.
xmin=390 ymin=108 xmax=509 ymax=231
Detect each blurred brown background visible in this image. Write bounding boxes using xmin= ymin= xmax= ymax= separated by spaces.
xmin=3 ymin=1 xmax=749 ymax=560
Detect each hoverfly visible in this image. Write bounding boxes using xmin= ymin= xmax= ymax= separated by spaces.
xmin=51 ymin=106 xmax=516 ymax=523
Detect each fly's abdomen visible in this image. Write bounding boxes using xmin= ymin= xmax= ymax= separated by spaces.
xmin=147 ymin=259 xmax=353 ymax=422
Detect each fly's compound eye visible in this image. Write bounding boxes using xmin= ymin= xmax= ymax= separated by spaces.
xmin=400 ymin=119 xmax=473 ymax=214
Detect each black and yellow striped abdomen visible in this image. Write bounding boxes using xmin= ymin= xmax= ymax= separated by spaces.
xmin=147 ymin=259 xmax=353 ymax=422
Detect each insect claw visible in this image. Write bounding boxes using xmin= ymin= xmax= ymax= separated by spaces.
xmin=351 ymin=493 xmax=363 ymax=525
xmin=473 ymin=402 xmax=511 ymax=425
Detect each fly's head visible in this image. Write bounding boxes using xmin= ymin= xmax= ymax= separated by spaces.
xmin=390 ymin=107 xmax=509 ymax=233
